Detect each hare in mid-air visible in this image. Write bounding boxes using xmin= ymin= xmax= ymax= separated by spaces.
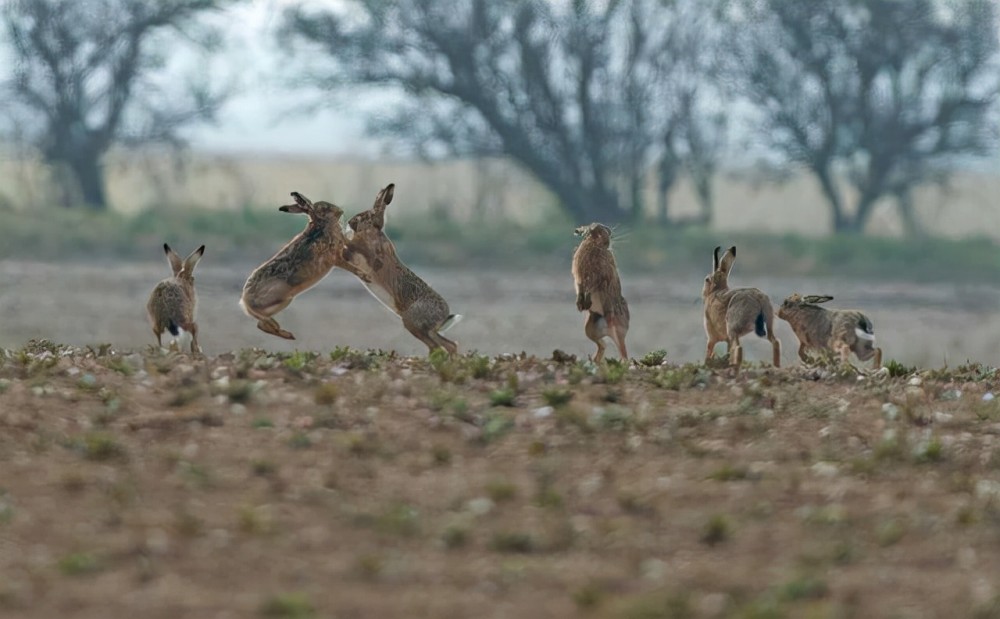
xmin=571 ymin=223 xmax=629 ymax=363
xmin=341 ymin=183 xmax=462 ymax=354
xmin=147 ymin=243 xmax=205 ymax=354
xmin=777 ymin=293 xmax=882 ymax=368
xmin=240 ymin=192 xmax=371 ymax=340
xmin=702 ymin=246 xmax=780 ymax=370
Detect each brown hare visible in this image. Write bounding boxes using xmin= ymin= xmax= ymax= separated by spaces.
xmin=777 ymin=293 xmax=882 ymax=368
xmin=571 ymin=223 xmax=629 ymax=363
xmin=147 ymin=243 xmax=205 ymax=354
xmin=240 ymin=192 xmax=371 ymax=340
xmin=703 ymin=246 xmax=780 ymax=370
xmin=342 ymin=183 xmax=462 ymax=355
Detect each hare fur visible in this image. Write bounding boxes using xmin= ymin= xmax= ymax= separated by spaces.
xmin=240 ymin=192 xmax=372 ymax=340
xmin=147 ymin=243 xmax=205 ymax=354
xmin=702 ymin=246 xmax=780 ymax=370
xmin=572 ymin=223 xmax=629 ymax=363
xmin=342 ymin=183 xmax=461 ymax=355
xmin=777 ymin=293 xmax=882 ymax=368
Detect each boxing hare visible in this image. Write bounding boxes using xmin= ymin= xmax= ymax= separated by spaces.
xmin=342 ymin=183 xmax=461 ymax=354
xmin=571 ymin=223 xmax=629 ymax=363
xmin=240 ymin=192 xmax=370 ymax=340
xmin=777 ymin=293 xmax=882 ymax=368
xmin=702 ymin=246 xmax=780 ymax=370
xmin=147 ymin=243 xmax=205 ymax=354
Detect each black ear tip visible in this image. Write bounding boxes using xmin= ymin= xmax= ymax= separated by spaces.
xmin=278 ymin=205 xmax=289 ymax=212
xmin=197 ymin=245 xmax=206 ymax=254
xmin=729 ymin=246 xmax=737 ymax=254
xmin=163 ymin=243 xmax=171 ymax=253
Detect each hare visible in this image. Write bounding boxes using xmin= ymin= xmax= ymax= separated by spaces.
xmin=240 ymin=192 xmax=372 ymax=340
xmin=777 ymin=293 xmax=882 ymax=368
xmin=341 ymin=183 xmax=462 ymax=354
xmin=702 ymin=246 xmax=780 ymax=369
xmin=571 ymin=223 xmax=629 ymax=363
xmin=147 ymin=243 xmax=205 ymax=354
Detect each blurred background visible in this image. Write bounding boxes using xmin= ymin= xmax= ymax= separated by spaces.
xmin=0 ymin=0 xmax=998 ymax=365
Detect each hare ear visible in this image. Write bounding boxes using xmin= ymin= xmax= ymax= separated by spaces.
xmin=164 ymin=243 xmax=183 ymax=275
xmin=378 ymin=183 xmax=395 ymax=208
xmin=804 ymin=295 xmax=834 ymax=304
xmin=184 ymin=245 xmax=205 ymax=272
xmin=713 ymin=246 xmax=721 ymax=270
xmin=719 ymin=246 xmax=737 ymax=274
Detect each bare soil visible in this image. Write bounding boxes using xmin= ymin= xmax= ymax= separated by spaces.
xmin=3 ymin=263 xmax=1000 ymax=619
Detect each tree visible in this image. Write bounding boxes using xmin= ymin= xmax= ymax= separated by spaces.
xmin=732 ymin=0 xmax=1000 ymax=234
xmin=283 ymin=0 xmax=728 ymax=225
xmin=1 ymin=0 xmax=236 ymax=209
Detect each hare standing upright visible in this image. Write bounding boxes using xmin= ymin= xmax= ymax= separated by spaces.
xmin=241 ymin=192 xmax=371 ymax=340
xmin=147 ymin=243 xmax=205 ymax=354
xmin=571 ymin=223 xmax=629 ymax=363
xmin=777 ymin=293 xmax=882 ymax=368
xmin=702 ymin=246 xmax=780 ymax=370
xmin=341 ymin=183 xmax=461 ymax=354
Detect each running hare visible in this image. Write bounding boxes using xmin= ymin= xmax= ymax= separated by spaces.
xmin=240 ymin=192 xmax=371 ymax=340
xmin=342 ymin=183 xmax=461 ymax=354
xmin=777 ymin=293 xmax=882 ymax=368
xmin=571 ymin=223 xmax=629 ymax=363
xmin=702 ymin=246 xmax=780 ymax=370
xmin=147 ymin=243 xmax=205 ymax=354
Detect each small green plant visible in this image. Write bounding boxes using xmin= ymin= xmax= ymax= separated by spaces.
xmin=884 ymin=359 xmax=916 ymax=377
xmin=288 ymin=432 xmax=312 ymax=450
xmin=638 ymin=349 xmax=668 ymax=367
xmin=431 ymin=445 xmax=452 ymax=465
xmin=489 ymin=387 xmax=516 ymax=407
xmin=572 ymin=582 xmax=607 ymax=610
xmin=441 ymin=525 xmax=469 ymax=549
xmin=541 ymin=387 xmax=574 ymax=407
xmin=259 ymin=592 xmax=315 ymax=619
xmin=377 ymin=502 xmax=420 ymax=537
xmin=314 ymin=383 xmax=338 ymax=406
xmin=57 ymin=552 xmax=101 ymax=576
xmin=79 ymin=432 xmax=127 ymax=462
xmin=481 ymin=412 xmax=515 ymax=443
xmin=104 ymin=357 xmax=135 ymax=376
xmin=252 ymin=417 xmax=274 ymax=429
xmin=779 ymin=574 xmax=829 ymax=601
xmin=469 ymin=354 xmax=492 ymax=379
xmin=916 ymin=436 xmax=944 ymax=463
xmin=486 ymin=479 xmax=518 ymax=503
xmin=239 ymin=505 xmax=275 ymax=536
xmin=490 ymin=531 xmax=536 ymax=553
xmin=876 ymin=518 xmax=905 ymax=547
xmin=700 ymin=514 xmax=731 ymax=546
xmin=599 ymin=359 xmax=628 ymax=384
xmin=708 ymin=464 xmax=750 ymax=482
xmin=282 ymin=350 xmax=317 ymax=373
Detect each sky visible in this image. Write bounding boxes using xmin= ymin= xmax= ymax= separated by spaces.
xmin=184 ymin=0 xmax=380 ymax=156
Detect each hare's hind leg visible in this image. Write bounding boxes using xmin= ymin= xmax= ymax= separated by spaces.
xmin=609 ymin=320 xmax=628 ymax=361
xmin=188 ymin=321 xmax=202 ymax=355
xmin=431 ymin=331 xmax=459 ymax=356
xmin=242 ymin=298 xmax=295 ymax=340
xmin=402 ymin=318 xmax=444 ymax=354
xmin=585 ymin=312 xmax=608 ymax=363
xmin=873 ymin=347 xmax=883 ymax=369
xmin=728 ymin=337 xmax=743 ymax=371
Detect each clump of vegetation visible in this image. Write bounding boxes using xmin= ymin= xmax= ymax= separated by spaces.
xmin=638 ymin=349 xmax=668 ymax=367
xmin=486 ymin=479 xmax=519 ymax=503
xmin=541 ymin=387 xmax=574 ymax=407
xmin=490 ymin=531 xmax=536 ymax=553
xmin=877 ymin=518 xmax=905 ymax=547
xmin=376 ymin=502 xmax=421 ymax=537
xmin=701 ymin=514 xmax=732 ymax=546
xmin=57 ymin=552 xmax=102 ymax=576
xmin=441 ymin=525 xmax=469 ymax=549
xmin=598 ymin=359 xmax=629 ymax=384
xmin=489 ymin=387 xmax=516 ymax=407
xmin=259 ymin=592 xmax=315 ymax=619
xmin=708 ymin=464 xmax=750 ymax=482
xmin=481 ymin=411 xmax=515 ymax=443
xmin=915 ymin=435 xmax=944 ymax=463
xmin=282 ymin=350 xmax=318 ymax=373
xmin=884 ymin=359 xmax=916 ymax=378
xmin=654 ymin=364 xmax=709 ymax=390
xmin=78 ymin=432 xmax=127 ymax=462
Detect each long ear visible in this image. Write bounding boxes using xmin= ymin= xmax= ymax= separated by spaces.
xmin=371 ymin=183 xmax=394 ymax=229
xmin=164 ymin=243 xmax=182 ymax=275
xmin=803 ymin=295 xmax=834 ymax=304
xmin=719 ymin=246 xmax=737 ymax=274
xmin=281 ymin=191 xmax=313 ymax=214
xmin=183 ymin=245 xmax=205 ymax=273
xmin=713 ymin=246 xmax=721 ymax=271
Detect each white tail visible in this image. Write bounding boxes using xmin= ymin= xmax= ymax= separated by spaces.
xmin=439 ymin=314 xmax=463 ymax=333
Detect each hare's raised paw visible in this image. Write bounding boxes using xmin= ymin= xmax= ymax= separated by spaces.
xmin=279 ymin=330 xmax=296 ymax=340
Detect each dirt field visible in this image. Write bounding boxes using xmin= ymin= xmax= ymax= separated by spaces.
xmin=4 ymin=263 xmax=1000 ymax=618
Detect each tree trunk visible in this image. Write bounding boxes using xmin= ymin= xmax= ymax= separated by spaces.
xmin=814 ymin=167 xmax=851 ymax=234
xmin=63 ymin=153 xmax=108 ymax=209
xmin=895 ymin=189 xmax=925 ymax=237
